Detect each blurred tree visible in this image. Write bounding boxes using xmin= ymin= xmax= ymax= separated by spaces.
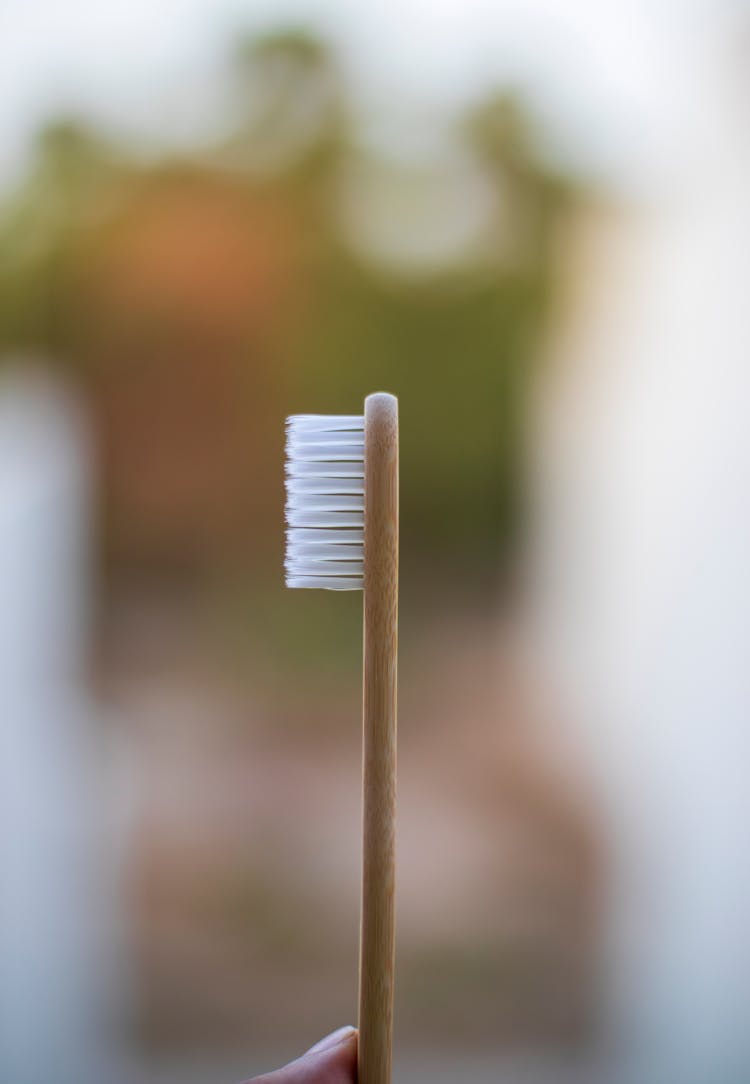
xmin=226 ymin=28 xmax=347 ymax=181
xmin=0 ymin=119 xmax=124 ymax=352
xmin=0 ymin=29 xmax=582 ymax=603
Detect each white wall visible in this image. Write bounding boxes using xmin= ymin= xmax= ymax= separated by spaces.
xmin=532 ymin=39 xmax=750 ymax=1084
xmin=0 ymin=368 xmax=114 ymax=1084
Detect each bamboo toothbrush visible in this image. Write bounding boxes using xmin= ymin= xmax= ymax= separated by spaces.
xmin=285 ymin=392 xmax=399 ymax=1084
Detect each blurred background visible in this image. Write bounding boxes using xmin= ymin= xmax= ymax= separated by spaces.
xmin=2 ymin=1 xmax=750 ymax=1082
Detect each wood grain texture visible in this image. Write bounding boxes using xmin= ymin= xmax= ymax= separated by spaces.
xmin=359 ymin=392 xmax=399 ymax=1084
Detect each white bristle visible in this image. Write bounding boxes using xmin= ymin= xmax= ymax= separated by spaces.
xmin=286 ymin=478 xmax=364 ymax=495
xmin=287 ymin=543 xmax=364 ymax=560
xmin=287 ymin=415 xmax=364 ymax=432
xmin=286 ymin=461 xmax=364 ymax=478
xmin=285 ymin=413 xmax=364 ymax=590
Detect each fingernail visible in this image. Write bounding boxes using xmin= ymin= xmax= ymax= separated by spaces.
xmin=305 ymin=1025 xmax=356 ymax=1055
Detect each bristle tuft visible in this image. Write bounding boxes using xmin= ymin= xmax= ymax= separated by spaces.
xmin=284 ymin=414 xmax=364 ymax=590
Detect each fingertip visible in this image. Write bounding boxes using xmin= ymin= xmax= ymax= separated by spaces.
xmin=243 ymin=1027 xmax=357 ymax=1083
xmin=304 ymin=1026 xmax=357 ymax=1081
xmin=305 ymin=1025 xmax=357 ymax=1055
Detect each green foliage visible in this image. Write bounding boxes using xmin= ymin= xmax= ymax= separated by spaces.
xmin=0 ymin=27 xmax=582 ymax=590
xmin=0 ymin=119 xmax=124 ymax=353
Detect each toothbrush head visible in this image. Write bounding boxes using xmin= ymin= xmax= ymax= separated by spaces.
xmin=284 ymin=413 xmax=364 ymax=590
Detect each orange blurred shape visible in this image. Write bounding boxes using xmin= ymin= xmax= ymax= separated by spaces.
xmin=75 ymin=170 xmax=305 ymax=572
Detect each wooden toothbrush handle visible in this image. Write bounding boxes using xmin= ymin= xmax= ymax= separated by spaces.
xmin=359 ymin=392 xmax=399 ymax=1084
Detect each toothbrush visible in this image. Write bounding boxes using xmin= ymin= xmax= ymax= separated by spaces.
xmin=285 ymin=393 xmax=399 ymax=1084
